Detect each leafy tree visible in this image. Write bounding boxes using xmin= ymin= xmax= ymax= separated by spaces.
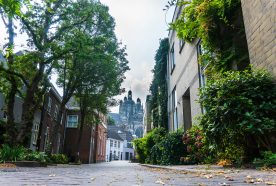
xmin=0 ymin=0 xmax=30 ymax=145
xmin=107 ymin=116 xmax=116 ymax=125
xmin=149 ymin=38 xmax=169 ymax=129
xmin=51 ymin=2 xmax=128 ymax=153
xmin=0 ymin=0 xmax=129 ymax=146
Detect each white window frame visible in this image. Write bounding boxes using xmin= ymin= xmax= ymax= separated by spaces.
xmin=54 ymin=105 xmax=58 ymax=120
xmin=47 ymin=97 xmax=52 ymax=113
xmin=66 ymin=115 xmax=78 ymax=128
xmin=32 ymin=121 xmax=40 ymax=145
xmin=170 ymin=44 xmax=175 ymax=73
xmin=172 ymin=87 xmax=178 ymax=130
xmin=110 ymin=140 xmax=113 ymax=147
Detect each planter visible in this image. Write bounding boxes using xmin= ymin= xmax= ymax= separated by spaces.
xmin=7 ymin=161 xmax=47 ymax=167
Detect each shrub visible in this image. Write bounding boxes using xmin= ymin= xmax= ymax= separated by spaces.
xmin=25 ymin=151 xmax=49 ymax=163
xmin=133 ymin=127 xmax=166 ymax=164
xmin=253 ymin=151 xmax=276 ymax=168
xmin=199 ymin=69 xmax=276 ymax=161
xmin=49 ymin=154 xmax=69 ymax=164
xmin=133 ymin=128 xmax=186 ymax=165
xmin=182 ymin=125 xmax=211 ymax=164
xmin=0 ymin=144 xmax=26 ymax=162
xmin=153 ymin=130 xmax=186 ymax=165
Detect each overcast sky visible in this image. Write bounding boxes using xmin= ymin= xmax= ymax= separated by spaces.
xmin=0 ymin=1 xmax=174 ymax=113
xmin=100 ymin=0 xmax=174 ymax=113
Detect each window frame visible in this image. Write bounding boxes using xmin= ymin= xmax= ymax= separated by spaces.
xmin=47 ymin=97 xmax=52 ymax=114
xmin=172 ymin=87 xmax=178 ymax=130
xmin=54 ymin=105 xmax=58 ymax=120
xmin=66 ymin=115 xmax=78 ymax=128
xmin=170 ymin=44 xmax=175 ymax=74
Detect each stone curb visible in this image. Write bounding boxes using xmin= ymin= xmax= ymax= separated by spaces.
xmin=140 ymin=164 xmax=230 ymax=174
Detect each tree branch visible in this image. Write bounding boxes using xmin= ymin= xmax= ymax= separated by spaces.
xmin=0 ymin=66 xmax=30 ymax=87
xmin=20 ymin=17 xmax=42 ymax=50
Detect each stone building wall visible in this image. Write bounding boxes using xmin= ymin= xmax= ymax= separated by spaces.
xmin=241 ymin=0 xmax=276 ymax=76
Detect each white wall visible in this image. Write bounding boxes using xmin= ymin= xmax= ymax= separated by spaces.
xmin=105 ymin=138 xmax=124 ymax=162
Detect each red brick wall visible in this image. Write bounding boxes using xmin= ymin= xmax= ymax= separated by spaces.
xmin=95 ymin=123 xmax=107 ymax=162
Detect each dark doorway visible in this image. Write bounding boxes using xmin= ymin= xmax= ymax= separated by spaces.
xmin=182 ymin=88 xmax=192 ymax=132
xmin=125 ymin=152 xmax=129 ymax=160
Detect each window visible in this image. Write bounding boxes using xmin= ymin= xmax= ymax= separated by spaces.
xmin=114 ymin=141 xmax=117 ymax=148
xmin=47 ymin=97 xmax=52 ymax=113
xmin=3 ymin=111 xmax=7 ymax=121
xmin=179 ymin=39 xmax=185 ymax=53
xmin=54 ymin=105 xmax=58 ymax=120
xmin=67 ymin=115 xmax=78 ymax=128
xmin=118 ymin=141 xmax=120 ymax=148
xmin=197 ymin=41 xmax=208 ymax=88
xmin=32 ymin=121 xmax=40 ymax=145
xmin=170 ymin=44 xmax=175 ymax=73
xmin=44 ymin=127 xmax=49 ymax=152
xmin=110 ymin=140 xmax=113 ymax=147
xmin=172 ymin=87 xmax=178 ymax=130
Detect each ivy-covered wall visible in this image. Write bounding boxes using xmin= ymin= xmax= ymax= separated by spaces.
xmin=241 ymin=0 xmax=276 ymax=77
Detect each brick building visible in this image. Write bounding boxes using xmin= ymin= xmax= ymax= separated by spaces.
xmin=241 ymin=0 xmax=276 ymax=77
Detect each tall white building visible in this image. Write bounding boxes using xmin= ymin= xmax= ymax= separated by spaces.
xmin=167 ymin=6 xmax=205 ymax=132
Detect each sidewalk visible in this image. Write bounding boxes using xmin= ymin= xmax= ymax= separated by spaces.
xmin=141 ymin=164 xmax=276 ymax=185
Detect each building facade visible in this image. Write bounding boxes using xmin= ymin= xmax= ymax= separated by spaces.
xmin=241 ymin=0 xmax=276 ymax=77
xmin=37 ymin=87 xmax=66 ymax=154
xmin=167 ymin=6 xmax=203 ymax=132
xmin=118 ymin=90 xmax=144 ymax=138
xmin=106 ymin=130 xmax=124 ymax=161
xmin=106 ymin=125 xmax=134 ymax=161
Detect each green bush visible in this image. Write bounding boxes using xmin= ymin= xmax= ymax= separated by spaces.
xmin=0 ymin=144 xmax=68 ymax=164
xmin=151 ymin=130 xmax=186 ymax=165
xmin=133 ymin=127 xmax=166 ymax=164
xmin=199 ymin=69 xmax=276 ymax=161
xmin=182 ymin=125 xmax=211 ymax=164
xmin=0 ymin=144 xmax=26 ymax=162
xmin=134 ymin=128 xmax=186 ymax=165
xmin=253 ymin=151 xmax=276 ymax=168
xmin=49 ymin=154 xmax=69 ymax=164
xmin=25 ymin=151 xmax=49 ymax=163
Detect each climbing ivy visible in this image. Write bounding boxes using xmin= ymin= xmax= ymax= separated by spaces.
xmin=171 ymin=0 xmax=250 ymax=74
xmin=149 ymin=38 xmax=169 ymax=129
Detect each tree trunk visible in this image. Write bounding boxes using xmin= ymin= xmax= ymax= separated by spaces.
xmin=16 ymin=64 xmax=45 ymax=145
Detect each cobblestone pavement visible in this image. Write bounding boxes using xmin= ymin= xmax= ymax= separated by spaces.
xmin=0 ymin=161 xmax=275 ymax=186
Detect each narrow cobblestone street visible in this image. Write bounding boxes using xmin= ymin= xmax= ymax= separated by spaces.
xmin=0 ymin=161 xmax=275 ymax=186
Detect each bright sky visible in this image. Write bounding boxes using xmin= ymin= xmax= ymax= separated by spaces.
xmin=100 ymin=0 xmax=174 ymax=113
xmin=0 ymin=1 xmax=174 ymax=113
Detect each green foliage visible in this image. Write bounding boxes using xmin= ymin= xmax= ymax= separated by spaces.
xmin=0 ymin=144 xmax=68 ymax=164
xmin=25 ymin=151 xmax=49 ymax=163
xmin=133 ymin=128 xmax=166 ymax=164
xmin=149 ymin=38 xmax=169 ymax=129
xmin=182 ymin=125 xmax=210 ymax=164
xmin=171 ymin=0 xmax=249 ymax=73
xmin=0 ymin=144 xmax=26 ymax=162
xmin=107 ymin=116 xmax=115 ymax=125
xmin=199 ymin=69 xmax=276 ymax=161
xmin=134 ymin=128 xmax=186 ymax=165
xmin=49 ymin=154 xmax=69 ymax=164
xmin=253 ymin=151 xmax=276 ymax=168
